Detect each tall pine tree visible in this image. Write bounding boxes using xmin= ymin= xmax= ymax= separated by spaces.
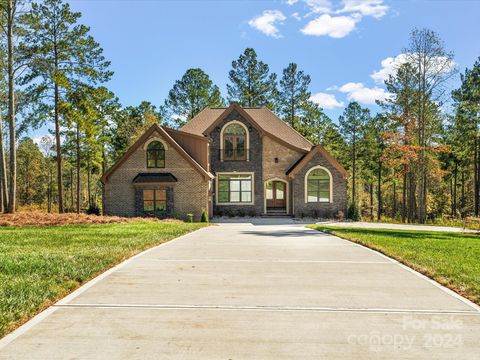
xmin=22 ymin=0 xmax=112 ymax=213
xmin=277 ymin=63 xmax=311 ymax=130
xmin=164 ymin=68 xmax=224 ymax=127
xmin=227 ymin=48 xmax=277 ymax=108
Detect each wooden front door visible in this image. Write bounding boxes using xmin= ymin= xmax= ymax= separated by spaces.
xmin=266 ymin=181 xmax=286 ymax=209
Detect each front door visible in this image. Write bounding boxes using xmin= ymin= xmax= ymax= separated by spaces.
xmin=266 ymin=181 xmax=286 ymax=209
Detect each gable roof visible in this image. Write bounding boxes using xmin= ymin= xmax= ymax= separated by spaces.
xmin=180 ymin=103 xmax=313 ymax=152
xmin=286 ymin=145 xmax=349 ymax=179
xmin=100 ymin=124 xmax=214 ymax=183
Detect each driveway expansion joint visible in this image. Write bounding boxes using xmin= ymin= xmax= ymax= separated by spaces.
xmin=53 ymin=303 xmax=480 ymax=315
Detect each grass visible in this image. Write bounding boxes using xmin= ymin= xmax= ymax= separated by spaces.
xmin=362 ymin=215 xmax=480 ymax=231
xmin=309 ymin=225 xmax=480 ymax=306
xmin=0 ymin=221 xmax=207 ymax=338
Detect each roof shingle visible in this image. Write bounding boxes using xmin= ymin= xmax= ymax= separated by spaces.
xmin=180 ymin=106 xmax=313 ymax=152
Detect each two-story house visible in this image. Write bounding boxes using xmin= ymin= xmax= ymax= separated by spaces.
xmin=101 ymin=103 xmax=348 ymax=220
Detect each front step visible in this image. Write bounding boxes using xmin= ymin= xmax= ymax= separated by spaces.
xmin=263 ymin=209 xmax=291 ymax=217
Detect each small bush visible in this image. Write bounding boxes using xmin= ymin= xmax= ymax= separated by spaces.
xmin=200 ymin=209 xmax=209 ymax=223
xmin=85 ymin=204 xmax=101 ymax=215
xmin=186 ymin=213 xmax=194 ymax=223
xmin=335 ymin=210 xmax=345 ymax=220
xmin=347 ymin=202 xmax=361 ymax=221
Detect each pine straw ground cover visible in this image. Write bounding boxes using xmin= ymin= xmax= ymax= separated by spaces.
xmin=0 ymin=216 xmax=207 ymax=338
xmin=0 ymin=211 xmax=178 ymax=227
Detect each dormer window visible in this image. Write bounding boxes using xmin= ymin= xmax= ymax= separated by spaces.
xmin=221 ymin=121 xmax=248 ymax=161
xmin=147 ymin=141 xmax=165 ymax=168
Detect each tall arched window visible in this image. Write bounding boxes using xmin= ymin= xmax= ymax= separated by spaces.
xmin=306 ymin=167 xmax=331 ymax=203
xmin=147 ymin=141 xmax=165 ymax=168
xmin=222 ymin=122 xmax=247 ymax=161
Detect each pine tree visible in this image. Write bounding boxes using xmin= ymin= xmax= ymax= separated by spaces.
xmin=164 ymin=68 xmax=224 ymax=127
xmin=277 ymin=63 xmax=311 ymax=130
xmin=227 ymin=48 xmax=277 ymax=108
xmin=339 ymin=101 xmax=370 ymax=205
xmin=22 ymin=0 xmax=112 ymax=213
xmin=452 ymin=58 xmax=480 ymax=216
xmin=405 ymin=28 xmax=456 ymax=223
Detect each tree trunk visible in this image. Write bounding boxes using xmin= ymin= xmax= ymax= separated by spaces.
xmin=369 ymin=183 xmax=373 ymax=219
xmin=453 ymin=162 xmax=458 ymax=216
xmin=352 ymin=131 xmax=356 ymax=203
xmin=393 ymin=182 xmax=397 ymax=218
xmin=47 ymin=164 xmax=52 ymax=213
xmin=461 ymin=171 xmax=465 ymax=218
xmin=76 ymin=123 xmax=81 ymax=213
xmin=0 ymin=112 xmax=8 ymax=212
xmin=377 ymin=159 xmax=382 ymax=221
xmin=475 ymin=135 xmax=479 ymax=216
xmin=87 ymin=161 xmax=91 ymax=207
xmin=54 ymin=83 xmax=64 ymax=213
xmin=6 ymin=0 xmax=16 ymax=214
xmin=408 ymin=172 xmax=415 ymax=223
xmin=102 ymin=142 xmax=106 ymax=215
xmin=70 ymin=167 xmax=74 ymax=211
xmin=402 ymin=166 xmax=407 ymax=223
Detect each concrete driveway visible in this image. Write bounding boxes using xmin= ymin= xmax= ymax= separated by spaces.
xmin=1 ymin=223 xmax=479 ymax=359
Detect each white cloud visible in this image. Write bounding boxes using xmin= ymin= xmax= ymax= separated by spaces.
xmin=299 ymin=0 xmax=389 ymax=39
xmin=248 ymin=10 xmax=287 ymax=38
xmin=310 ymin=92 xmax=344 ymax=109
xmin=291 ymin=12 xmax=302 ymax=20
xmin=338 ymin=82 xmax=390 ymax=104
xmin=370 ymin=54 xmax=408 ymax=83
xmin=285 ymin=0 xmax=299 ymax=5
xmin=337 ymin=0 xmax=389 ymax=19
xmin=371 ymin=53 xmax=456 ymax=84
xmin=305 ymin=0 xmax=332 ymax=14
xmin=301 ymin=14 xmax=359 ymax=38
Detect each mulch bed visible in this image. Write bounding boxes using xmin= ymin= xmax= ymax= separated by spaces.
xmin=0 ymin=211 xmax=179 ymax=227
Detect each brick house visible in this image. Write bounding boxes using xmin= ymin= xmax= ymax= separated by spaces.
xmin=101 ymin=103 xmax=348 ymax=220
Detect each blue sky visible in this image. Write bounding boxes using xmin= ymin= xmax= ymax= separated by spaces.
xmin=31 ymin=0 xmax=480 ymax=138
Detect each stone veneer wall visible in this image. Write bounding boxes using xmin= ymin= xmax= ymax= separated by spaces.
xmin=292 ymin=152 xmax=347 ymax=218
xmin=209 ymin=109 xmax=263 ymax=216
xmin=104 ymin=130 xmax=209 ymax=221
xmin=262 ymin=136 xmax=304 ymax=214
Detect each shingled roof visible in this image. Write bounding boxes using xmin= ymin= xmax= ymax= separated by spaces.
xmin=180 ymin=103 xmax=313 ymax=152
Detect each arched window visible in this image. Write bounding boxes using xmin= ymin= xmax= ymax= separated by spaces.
xmin=147 ymin=141 xmax=165 ymax=168
xmin=306 ymin=167 xmax=331 ymax=203
xmin=222 ymin=122 xmax=247 ymax=161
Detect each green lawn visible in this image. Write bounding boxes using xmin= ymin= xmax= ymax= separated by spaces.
xmin=309 ymin=225 xmax=480 ymax=306
xmin=0 ymin=221 xmax=207 ymax=338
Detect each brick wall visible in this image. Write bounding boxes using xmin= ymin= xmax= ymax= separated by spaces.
xmin=262 ymin=136 xmax=304 ymax=214
xmin=209 ymin=109 xmax=264 ymax=216
xmin=292 ymin=152 xmax=347 ymax=218
xmin=104 ymin=130 xmax=209 ymax=221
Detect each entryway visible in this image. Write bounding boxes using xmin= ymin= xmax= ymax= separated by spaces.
xmin=265 ymin=179 xmax=287 ymax=215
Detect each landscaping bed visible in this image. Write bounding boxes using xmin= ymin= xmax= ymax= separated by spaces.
xmin=310 ymin=225 xmax=480 ymax=306
xmin=0 ymin=220 xmax=207 ymax=337
xmin=0 ymin=211 xmax=177 ymax=227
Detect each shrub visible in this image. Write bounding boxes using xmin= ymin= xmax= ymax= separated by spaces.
xmin=347 ymin=202 xmax=361 ymax=221
xmin=200 ymin=209 xmax=209 ymax=223
xmin=186 ymin=213 xmax=194 ymax=223
xmin=335 ymin=210 xmax=345 ymax=220
xmin=85 ymin=204 xmax=100 ymax=215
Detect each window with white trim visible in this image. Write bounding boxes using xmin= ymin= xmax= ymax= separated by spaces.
xmin=306 ymin=168 xmax=331 ymax=203
xmin=217 ymin=174 xmax=252 ymax=203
